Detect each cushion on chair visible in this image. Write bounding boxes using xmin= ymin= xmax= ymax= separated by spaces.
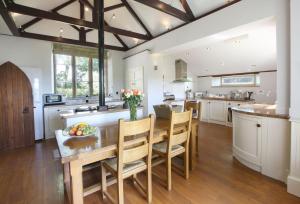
xmin=153 ymin=142 xmax=184 ymax=153
xmin=103 ymin=158 xmax=146 ymax=173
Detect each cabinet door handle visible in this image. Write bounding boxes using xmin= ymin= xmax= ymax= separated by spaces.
xmin=256 ymin=124 xmax=261 ymax=128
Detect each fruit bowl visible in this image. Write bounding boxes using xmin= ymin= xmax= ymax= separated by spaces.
xmin=63 ymin=122 xmax=97 ymax=137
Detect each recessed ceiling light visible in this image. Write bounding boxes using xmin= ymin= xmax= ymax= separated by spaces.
xmin=133 ymin=38 xmax=139 ymax=44
xmin=85 ymin=7 xmax=89 ymax=11
xmin=206 ymin=47 xmax=211 ymax=51
xmin=11 ymin=12 xmax=20 ymax=17
xmin=59 ymin=28 xmax=63 ymax=37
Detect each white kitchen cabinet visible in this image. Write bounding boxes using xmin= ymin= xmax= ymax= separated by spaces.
xmin=209 ymin=100 xmax=227 ymax=125
xmin=44 ymin=106 xmax=75 ymax=139
xmin=233 ymin=113 xmax=262 ymax=170
xmin=200 ymin=100 xmax=210 ymax=122
xmin=232 ymin=111 xmax=290 ymax=182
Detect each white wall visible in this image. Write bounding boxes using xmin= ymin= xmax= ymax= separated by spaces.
xmin=126 ymin=0 xmax=290 ymax=114
xmin=125 ymin=51 xmax=164 ymax=115
xmin=288 ymin=0 xmax=300 ymax=197
xmin=196 ymin=72 xmax=277 ymax=104
xmin=153 ymin=54 xmax=194 ymax=99
xmin=109 ymin=50 xmax=125 ymax=98
xmin=0 ymin=35 xmax=53 ymax=95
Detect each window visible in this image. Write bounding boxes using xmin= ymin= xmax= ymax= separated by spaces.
xmin=211 ymin=74 xmax=260 ymax=87
xmin=54 ymin=54 xmax=108 ymax=98
xmin=54 ymin=54 xmax=73 ymax=97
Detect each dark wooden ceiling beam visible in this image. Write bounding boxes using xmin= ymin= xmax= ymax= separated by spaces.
xmin=20 ymin=0 xmax=76 ymax=30
xmin=104 ymin=20 xmax=128 ymax=49
xmin=120 ymin=0 xmax=152 ymax=38
xmin=7 ymin=3 xmax=150 ymax=40
xmin=104 ymin=3 xmax=125 ymax=12
xmin=19 ymin=31 xmax=127 ymax=51
xmin=133 ymin=0 xmax=191 ymax=22
xmin=79 ymin=0 xmax=93 ymax=10
xmin=0 ymin=0 xmax=19 ymax=36
xmin=180 ymin=0 xmax=194 ymax=19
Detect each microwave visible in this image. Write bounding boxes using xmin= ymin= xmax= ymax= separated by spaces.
xmin=43 ymin=94 xmax=66 ymax=106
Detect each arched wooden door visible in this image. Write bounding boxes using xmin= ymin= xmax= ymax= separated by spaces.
xmin=0 ymin=62 xmax=35 ymax=150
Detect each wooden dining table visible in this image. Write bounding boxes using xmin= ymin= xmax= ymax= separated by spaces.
xmin=56 ymin=118 xmax=198 ymax=204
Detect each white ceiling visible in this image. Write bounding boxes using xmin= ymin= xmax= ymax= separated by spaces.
xmin=162 ymin=18 xmax=277 ymax=76
xmin=0 ymin=0 xmax=232 ymax=48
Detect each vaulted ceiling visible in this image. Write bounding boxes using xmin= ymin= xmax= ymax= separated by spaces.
xmin=0 ymin=0 xmax=240 ymax=51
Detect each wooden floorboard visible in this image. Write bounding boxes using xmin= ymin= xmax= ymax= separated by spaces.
xmin=0 ymin=122 xmax=299 ymax=204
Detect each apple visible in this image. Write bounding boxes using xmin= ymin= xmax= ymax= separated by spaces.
xmin=76 ymin=130 xmax=83 ymax=136
xmin=69 ymin=129 xmax=76 ymax=136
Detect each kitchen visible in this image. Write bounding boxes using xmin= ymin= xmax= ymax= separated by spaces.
xmin=0 ymin=0 xmax=300 ymax=204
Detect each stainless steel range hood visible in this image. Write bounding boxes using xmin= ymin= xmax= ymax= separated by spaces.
xmin=173 ymin=59 xmax=192 ymax=83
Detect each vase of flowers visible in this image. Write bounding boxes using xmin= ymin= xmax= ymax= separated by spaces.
xmin=121 ymin=89 xmax=143 ymax=121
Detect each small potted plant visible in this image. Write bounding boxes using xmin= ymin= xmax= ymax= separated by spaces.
xmin=121 ymin=89 xmax=144 ymax=121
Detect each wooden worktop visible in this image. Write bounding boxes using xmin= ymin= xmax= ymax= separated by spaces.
xmin=200 ymin=97 xmax=254 ymax=102
xmin=232 ymin=104 xmax=289 ymax=119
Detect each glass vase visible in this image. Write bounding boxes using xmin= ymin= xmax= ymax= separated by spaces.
xmin=129 ymin=103 xmax=137 ymax=121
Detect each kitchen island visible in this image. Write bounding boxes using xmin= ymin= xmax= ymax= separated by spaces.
xmin=60 ymin=107 xmax=144 ymax=128
xmin=232 ymin=104 xmax=290 ymax=182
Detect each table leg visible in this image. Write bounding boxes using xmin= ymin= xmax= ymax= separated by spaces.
xmin=70 ymin=161 xmax=83 ymax=204
xmin=189 ymin=124 xmax=197 ymax=170
xmin=64 ymin=163 xmax=72 ymax=204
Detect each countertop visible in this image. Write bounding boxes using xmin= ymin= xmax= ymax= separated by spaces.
xmin=60 ymin=107 xmax=143 ymax=119
xmin=232 ymin=104 xmax=289 ymax=119
xmin=44 ymin=100 xmax=124 ymax=109
xmin=199 ymin=97 xmax=254 ymax=102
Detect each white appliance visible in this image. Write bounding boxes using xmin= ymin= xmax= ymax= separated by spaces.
xmin=21 ymin=67 xmax=44 ymax=140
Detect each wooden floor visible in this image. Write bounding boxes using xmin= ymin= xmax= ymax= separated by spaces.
xmin=0 ymin=122 xmax=299 ymax=204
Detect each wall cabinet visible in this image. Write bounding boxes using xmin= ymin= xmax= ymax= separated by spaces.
xmin=232 ymin=111 xmax=290 ymax=182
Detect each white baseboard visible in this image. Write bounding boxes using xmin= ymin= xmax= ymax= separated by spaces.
xmin=287 ymin=176 xmax=300 ymax=197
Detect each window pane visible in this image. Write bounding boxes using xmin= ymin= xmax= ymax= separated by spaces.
xmin=256 ymin=75 xmax=261 ymax=86
xmin=222 ymin=75 xmax=255 ymax=86
xmin=75 ymin=56 xmax=89 ymax=96
xmin=55 ymin=54 xmax=73 ymax=97
xmin=212 ymin=77 xmax=221 ymax=87
xmin=56 ymin=82 xmax=73 ymax=97
xmin=76 ymin=82 xmax=89 ymax=96
xmin=92 ymin=58 xmax=100 ymax=96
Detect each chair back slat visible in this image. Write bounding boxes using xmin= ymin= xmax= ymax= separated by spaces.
xmin=123 ymin=144 xmax=149 ymax=164
xmin=172 ymin=111 xmax=192 ymax=125
xmin=171 ymin=132 xmax=189 ymax=146
xmin=122 ymin=118 xmax=151 ymax=136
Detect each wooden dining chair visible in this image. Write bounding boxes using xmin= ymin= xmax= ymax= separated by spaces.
xmin=152 ymin=110 xmax=193 ymax=191
xmin=101 ymin=115 xmax=155 ymax=204
xmin=184 ymin=100 xmax=201 ymax=155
